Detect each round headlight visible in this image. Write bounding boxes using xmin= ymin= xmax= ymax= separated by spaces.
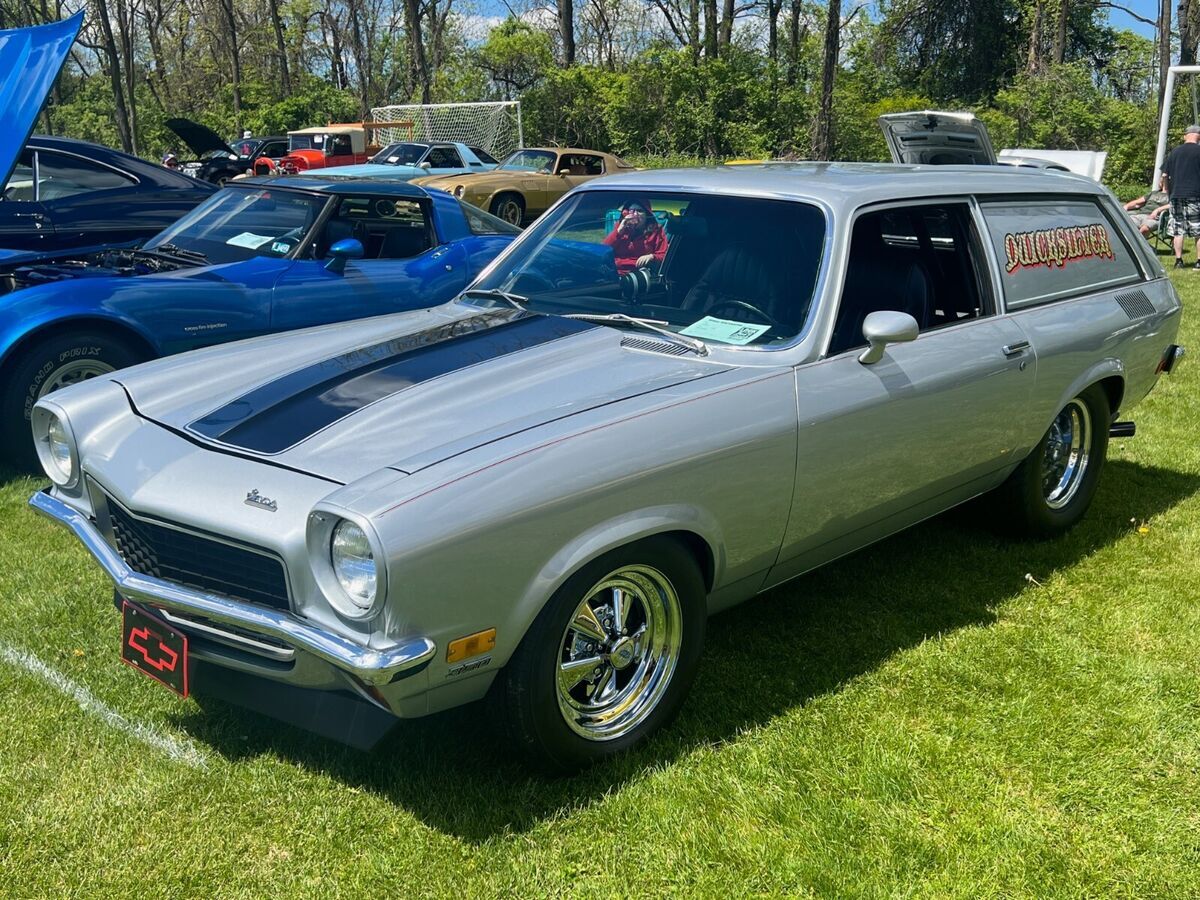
xmin=453 ymin=184 xmax=465 ymax=198
xmin=43 ymin=413 xmax=75 ymax=486
xmin=330 ymin=519 xmax=376 ymax=610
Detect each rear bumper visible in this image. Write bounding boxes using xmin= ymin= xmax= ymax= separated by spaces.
xmin=29 ymin=488 xmax=435 ymax=687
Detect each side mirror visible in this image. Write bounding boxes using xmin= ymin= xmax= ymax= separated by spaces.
xmin=324 ymin=238 xmax=364 ymax=274
xmin=858 ymin=310 xmax=919 ymax=364
xmin=418 ymin=160 xmax=432 ymax=169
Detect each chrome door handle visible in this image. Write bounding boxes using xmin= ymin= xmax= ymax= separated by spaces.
xmin=1002 ymin=340 xmax=1030 ymax=357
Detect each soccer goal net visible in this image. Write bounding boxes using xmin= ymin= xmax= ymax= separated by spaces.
xmin=367 ymin=101 xmax=524 ymax=158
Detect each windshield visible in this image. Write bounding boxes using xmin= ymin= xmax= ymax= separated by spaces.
xmin=371 ymin=143 xmax=428 ymax=166
xmin=289 ymin=134 xmax=325 ymax=152
xmin=497 ymin=149 xmax=557 ymax=173
xmin=469 ymin=191 xmax=826 ymax=348
xmin=144 ymin=186 xmax=327 ymax=265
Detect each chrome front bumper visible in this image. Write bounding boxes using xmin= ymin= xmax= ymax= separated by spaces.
xmin=29 ymin=489 xmax=436 ymax=686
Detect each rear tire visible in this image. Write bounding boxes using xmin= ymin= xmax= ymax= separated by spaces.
xmin=994 ymin=384 xmax=1110 ymax=538
xmin=1 ymin=331 xmax=143 ymax=470
xmin=497 ymin=536 xmax=706 ymax=772
xmin=491 ymin=193 xmax=525 ymax=227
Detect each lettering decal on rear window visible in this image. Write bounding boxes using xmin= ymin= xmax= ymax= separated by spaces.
xmin=1002 ymin=224 xmax=1115 ymax=274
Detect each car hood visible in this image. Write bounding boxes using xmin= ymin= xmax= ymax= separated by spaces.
xmin=0 ymin=14 xmax=81 ymax=190
xmin=165 ymin=117 xmax=234 ymax=158
xmin=118 ymin=305 xmax=729 ymax=484
xmin=412 ymin=170 xmax=497 ymax=189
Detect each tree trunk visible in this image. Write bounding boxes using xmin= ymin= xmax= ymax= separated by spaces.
xmin=811 ymin=0 xmax=840 ymax=160
xmin=403 ymin=0 xmax=431 ymax=103
xmin=1160 ymin=0 xmax=1172 ymax=107
xmin=704 ymin=0 xmax=717 ymax=57
xmin=558 ymin=0 xmax=575 ymax=65
xmin=116 ymin=0 xmax=137 ymax=154
xmin=768 ymin=0 xmax=781 ymax=62
xmin=267 ymin=0 xmax=292 ymax=95
xmin=787 ymin=0 xmax=803 ymax=85
xmin=1052 ymin=0 xmax=1068 ymax=64
xmin=1027 ymin=1 xmax=1043 ymax=74
xmin=719 ymin=0 xmax=734 ymax=48
xmin=689 ymin=0 xmax=700 ymax=62
xmin=1181 ymin=0 xmax=1197 ymax=66
xmin=92 ymin=0 xmax=134 ymax=152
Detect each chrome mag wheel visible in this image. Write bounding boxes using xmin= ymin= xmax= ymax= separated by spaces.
xmin=555 ymin=564 xmax=683 ymax=741
xmin=496 ymin=198 xmax=522 ymax=226
xmin=1042 ymin=398 xmax=1092 ymax=509
xmin=38 ymin=359 xmax=115 ymax=397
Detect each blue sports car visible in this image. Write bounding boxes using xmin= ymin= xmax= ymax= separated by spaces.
xmin=0 ymin=176 xmax=519 ymax=464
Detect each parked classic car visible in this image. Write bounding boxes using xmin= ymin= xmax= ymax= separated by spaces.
xmin=0 ymin=17 xmax=213 ymax=256
xmin=31 ymin=164 xmax=1184 ymax=769
xmin=413 ymin=147 xmax=636 ymax=225
xmin=300 ymin=141 xmax=498 ymax=183
xmin=276 ymin=123 xmax=410 ymax=174
xmin=166 ymin=118 xmax=287 ymax=185
xmin=1 ymin=177 xmax=519 ymax=465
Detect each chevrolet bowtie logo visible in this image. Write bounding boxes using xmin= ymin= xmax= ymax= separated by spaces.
xmin=244 ymin=489 xmax=278 ymax=512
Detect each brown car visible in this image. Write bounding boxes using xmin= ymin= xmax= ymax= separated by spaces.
xmin=411 ymin=147 xmax=635 ymax=226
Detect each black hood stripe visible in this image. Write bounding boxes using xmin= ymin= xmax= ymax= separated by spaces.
xmin=189 ymin=310 xmax=596 ymax=454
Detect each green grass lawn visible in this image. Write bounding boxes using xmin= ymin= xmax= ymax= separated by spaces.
xmin=1 ymin=269 xmax=1198 ymax=897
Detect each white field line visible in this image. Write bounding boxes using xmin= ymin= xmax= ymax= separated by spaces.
xmin=0 ymin=641 xmax=208 ymax=769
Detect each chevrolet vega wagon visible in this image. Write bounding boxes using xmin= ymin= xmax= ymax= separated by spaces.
xmin=31 ymin=164 xmax=1185 ymax=769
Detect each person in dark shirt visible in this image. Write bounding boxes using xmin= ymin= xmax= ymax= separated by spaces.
xmin=603 ymin=200 xmax=668 ymax=275
xmin=1161 ymin=124 xmax=1200 ymax=267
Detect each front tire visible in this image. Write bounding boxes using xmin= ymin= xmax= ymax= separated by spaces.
xmin=498 ymin=536 xmax=707 ymax=772
xmin=1 ymin=331 xmax=143 ymax=469
xmin=995 ymin=384 xmax=1111 ymax=538
xmin=491 ymin=193 xmax=525 ymax=227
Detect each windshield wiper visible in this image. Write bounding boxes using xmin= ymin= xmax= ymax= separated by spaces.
xmin=140 ymin=242 xmax=209 ymax=265
xmin=563 ymin=313 xmax=708 ymax=356
xmin=461 ymin=288 xmax=530 ymax=310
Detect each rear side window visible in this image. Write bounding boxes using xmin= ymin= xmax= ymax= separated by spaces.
xmin=36 ymin=151 xmax=134 ymax=199
xmin=427 ymin=147 xmax=463 ymax=168
xmin=980 ymin=199 xmax=1142 ymax=308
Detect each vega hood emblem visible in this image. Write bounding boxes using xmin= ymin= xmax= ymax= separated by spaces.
xmin=244 ymin=489 xmax=277 ymax=512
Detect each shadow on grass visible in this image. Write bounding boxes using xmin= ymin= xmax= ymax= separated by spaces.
xmin=167 ymin=459 xmax=1198 ymax=841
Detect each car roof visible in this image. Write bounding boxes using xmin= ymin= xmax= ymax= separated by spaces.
xmin=583 ymin=162 xmax=1108 ymax=211
xmin=237 ymin=175 xmax=429 ymax=198
xmin=27 ymin=134 xmax=215 ymax=191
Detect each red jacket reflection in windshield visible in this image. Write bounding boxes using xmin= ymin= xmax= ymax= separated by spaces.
xmin=603 ymin=201 xmax=668 ymax=275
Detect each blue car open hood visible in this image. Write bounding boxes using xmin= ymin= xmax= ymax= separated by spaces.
xmin=0 ymin=13 xmax=81 ymax=189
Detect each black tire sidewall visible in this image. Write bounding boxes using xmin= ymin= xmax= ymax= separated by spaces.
xmin=501 ymin=536 xmax=707 ymax=772
xmin=2 ymin=331 xmax=142 ymax=468
xmin=1012 ymin=384 xmax=1111 ymax=537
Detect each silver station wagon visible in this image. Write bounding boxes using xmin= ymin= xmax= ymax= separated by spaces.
xmin=30 ymin=164 xmax=1185 ymax=769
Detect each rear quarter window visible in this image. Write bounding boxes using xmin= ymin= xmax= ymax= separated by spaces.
xmin=980 ymin=199 xmax=1142 ymax=308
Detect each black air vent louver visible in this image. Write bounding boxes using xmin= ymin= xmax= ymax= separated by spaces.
xmin=620 ymin=336 xmax=692 ymax=356
xmin=1115 ymin=289 xmax=1155 ymax=320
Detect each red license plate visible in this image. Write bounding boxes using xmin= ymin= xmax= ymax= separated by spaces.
xmin=120 ymin=601 xmax=189 ymax=697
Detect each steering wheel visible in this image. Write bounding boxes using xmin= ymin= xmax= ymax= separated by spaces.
xmin=704 ymin=299 xmax=783 ymax=330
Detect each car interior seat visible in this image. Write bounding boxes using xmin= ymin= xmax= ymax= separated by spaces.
xmin=316 ymin=218 xmax=362 ymax=258
xmin=377 ymin=225 xmax=431 ymax=260
xmin=827 ymin=214 xmax=931 ymax=356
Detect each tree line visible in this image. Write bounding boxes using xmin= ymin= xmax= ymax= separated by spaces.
xmin=0 ymin=0 xmax=1191 ymax=193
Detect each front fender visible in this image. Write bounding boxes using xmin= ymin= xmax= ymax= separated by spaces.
xmin=0 ymin=280 xmax=165 ymax=370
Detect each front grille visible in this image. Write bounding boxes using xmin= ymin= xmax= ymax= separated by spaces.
xmin=1115 ymin=288 xmax=1155 ymax=320
xmin=106 ymin=496 xmax=290 ymax=610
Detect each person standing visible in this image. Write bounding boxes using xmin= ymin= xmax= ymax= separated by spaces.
xmin=1161 ymin=124 xmax=1200 ymax=268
